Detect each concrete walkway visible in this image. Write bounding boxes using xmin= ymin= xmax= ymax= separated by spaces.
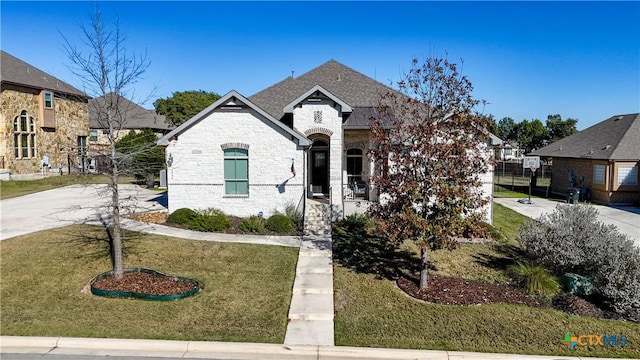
xmin=284 ymin=200 xmax=335 ymax=346
xmin=494 ymin=197 xmax=640 ymax=247
xmin=284 ymin=234 xmax=334 ymax=346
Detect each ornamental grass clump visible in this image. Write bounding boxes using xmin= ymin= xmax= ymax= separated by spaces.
xmin=240 ymin=215 xmax=266 ymax=234
xmin=509 ymin=261 xmax=560 ymax=299
xmin=517 ymin=204 xmax=640 ymax=320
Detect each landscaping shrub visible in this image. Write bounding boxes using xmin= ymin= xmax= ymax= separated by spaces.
xmin=190 ymin=211 xmax=231 ymax=232
xmin=508 ymin=261 xmax=560 ymax=299
xmin=284 ymin=203 xmax=303 ymax=227
xmin=339 ymin=213 xmax=376 ymax=234
xmin=517 ymin=204 xmax=640 ymax=319
xmin=166 ymin=208 xmax=198 ymax=226
xmin=240 ymin=215 xmax=266 ymax=234
xmin=266 ymin=214 xmax=292 ymax=234
xmin=166 ymin=208 xmax=230 ymax=232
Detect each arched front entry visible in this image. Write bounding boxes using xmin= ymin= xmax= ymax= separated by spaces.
xmin=309 ymin=136 xmax=330 ymax=196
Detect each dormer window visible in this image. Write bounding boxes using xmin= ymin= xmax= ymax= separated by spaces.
xmin=44 ymin=92 xmax=53 ymax=109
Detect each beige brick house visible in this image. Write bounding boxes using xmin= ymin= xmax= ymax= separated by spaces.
xmin=530 ymin=113 xmax=640 ymax=205
xmin=1 ymin=51 xmax=89 ymax=175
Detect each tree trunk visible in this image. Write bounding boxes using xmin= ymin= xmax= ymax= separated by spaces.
xmin=111 ymin=145 xmax=124 ymax=279
xmin=420 ymin=247 xmax=429 ymax=289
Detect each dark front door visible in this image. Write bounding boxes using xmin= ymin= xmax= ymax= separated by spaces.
xmin=311 ymin=150 xmax=329 ymax=194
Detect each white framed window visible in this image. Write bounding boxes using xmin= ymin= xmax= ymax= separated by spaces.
xmin=593 ymin=164 xmax=605 ymax=184
xmin=13 ymin=110 xmax=36 ymax=158
xmin=617 ymin=165 xmax=638 ymax=186
xmin=89 ymin=130 xmax=98 ymax=142
xmin=224 ymin=148 xmax=249 ymax=195
xmin=44 ymin=92 xmax=53 ymax=109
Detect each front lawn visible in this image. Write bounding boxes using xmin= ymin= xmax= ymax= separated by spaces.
xmin=0 ymin=225 xmax=297 ymax=343
xmin=333 ymin=203 xmax=639 ymax=358
xmin=0 ymin=174 xmax=136 ymax=200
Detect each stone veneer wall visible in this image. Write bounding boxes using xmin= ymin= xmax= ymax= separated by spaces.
xmin=293 ymin=99 xmax=344 ymax=217
xmin=1 ymin=87 xmax=89 ymax=174
xmin=165 ymin=107 xmax=305 ymax=217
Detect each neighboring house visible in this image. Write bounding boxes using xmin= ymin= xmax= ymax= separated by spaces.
xmin=495 ymin=140 xmax=525 ymax=162
xmin=0 ymin=50 xmax=89 ymax=175
xmin=158 ymin=60 xmax=495 ymax=222
xmin=530 ymin=113 xmax=640 ymax=205
xmin=88 ymin=93 xmax=172 ymax=171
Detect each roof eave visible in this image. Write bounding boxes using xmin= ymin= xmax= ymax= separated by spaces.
xmin=283 ymin=84 xmax=353 ymax=113
xmin=157 ymin=90 xmax=311 ymax=147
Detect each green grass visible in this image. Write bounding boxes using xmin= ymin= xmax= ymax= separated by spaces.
xmin=0 ymin=225 xmax=298 ymax=343
xmin=0 ymin=174 xmax=136 ymax=200
xmin=493 ymin=185 xmax=542 ymax=199
xmin=334 ymin=266 xmax=639 ymax=357
xmin=332 ymin=204 xmax=639 ymax=357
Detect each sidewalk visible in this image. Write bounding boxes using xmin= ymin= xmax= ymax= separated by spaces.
xmin=1 ymin=336 xmax=622 ymax=360
xmin=494 ymin=197 xmax=640 ymax=247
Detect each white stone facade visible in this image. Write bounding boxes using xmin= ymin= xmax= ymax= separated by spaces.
xmin=292 ymin=99 xmax=345 ymax=217
xmin=165 ymin=108 xmax=305 ymax=217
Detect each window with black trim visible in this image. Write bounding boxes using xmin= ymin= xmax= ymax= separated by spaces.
xmin=346 ymin=148 xmax=363 ymax=183
xmin=224 ymin=148 xmax=249 ymax=195
xmin=13 ymin=110 xmax=36 ymax=158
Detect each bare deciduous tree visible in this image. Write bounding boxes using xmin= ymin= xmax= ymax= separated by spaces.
xmin=62 ymin=7 xmax=152 ymax=278
xmin=368 ymin=56 xmax=492 ymax=289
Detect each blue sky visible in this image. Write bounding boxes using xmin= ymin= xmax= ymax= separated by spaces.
xmin=2 ymin=1 xmax=638 ymax=130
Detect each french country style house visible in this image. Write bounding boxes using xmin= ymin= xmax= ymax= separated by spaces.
xmin=158 ymin=60 xmax=495 ymax=222
xmin=1 ymin=51 xmax=89 ymax=176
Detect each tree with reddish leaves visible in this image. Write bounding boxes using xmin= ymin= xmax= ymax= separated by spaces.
xmin=368 ymin=56 xmax=492 ymax=289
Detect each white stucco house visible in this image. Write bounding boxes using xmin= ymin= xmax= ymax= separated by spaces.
xmin=158 ymin=60 xmax=495 ymax=223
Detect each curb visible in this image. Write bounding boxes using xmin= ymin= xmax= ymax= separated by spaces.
xmin=1 ymin=336 xmax=617 ymax=360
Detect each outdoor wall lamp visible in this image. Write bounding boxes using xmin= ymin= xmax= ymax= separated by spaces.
xmin=167 ymin=153 xmax=173 ymax=168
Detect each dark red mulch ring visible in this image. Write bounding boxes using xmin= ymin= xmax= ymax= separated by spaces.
xmin=92 ymin=272 xmax=197 ymax=296
xmin=397 ymin=274 xmax=548 ymax=308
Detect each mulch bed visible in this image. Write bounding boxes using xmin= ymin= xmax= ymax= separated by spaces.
xmin=397 ymin=274 xmax=624 ymax=320
xmin=397 ymin=274 xmax=547 ymax=307
xmin=127 ymin=211 xmax=302 ymax=236
xmin=92 ymin=271 xmax=197 ymax=296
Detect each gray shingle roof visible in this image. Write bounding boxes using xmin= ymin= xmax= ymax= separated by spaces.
xmin=90 ymin=93 xmax=173 ymax=131
xmin=249 ymin=59 xmax=395 ymax=120
xmin=530 ymin=113 xmax=640 ymax=161
xmin=1 ymin=50 xmax=86 ymax=98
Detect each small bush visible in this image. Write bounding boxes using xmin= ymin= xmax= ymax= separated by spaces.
xmin=339 ymin=213 xmax=375 ymax=233
xmin=166 ymin=208 xmax=198 ymax=226
xmin=240 ymin=215 xmax=266 ymax=234
xmin=518 ymin=204 xmax=640 ymax=318
xmin=190 ymin=212 xmax=230 ymax=232
xmin=167 ymin=208 xmax=230 ymax=232
xmin=509 ymin=261 xmax=560 ymax=299
xmin=266 ymin=214 xmax=292 ymax=234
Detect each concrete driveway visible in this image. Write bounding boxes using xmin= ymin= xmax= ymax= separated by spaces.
xmin=0 ymin=184 xmax=167 ymax=241
xmin=494 ymin=197 xmax=640 ymax=248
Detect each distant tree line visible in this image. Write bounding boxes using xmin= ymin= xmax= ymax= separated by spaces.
xmin=490 ymin=114 xmax=578 ymax=154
